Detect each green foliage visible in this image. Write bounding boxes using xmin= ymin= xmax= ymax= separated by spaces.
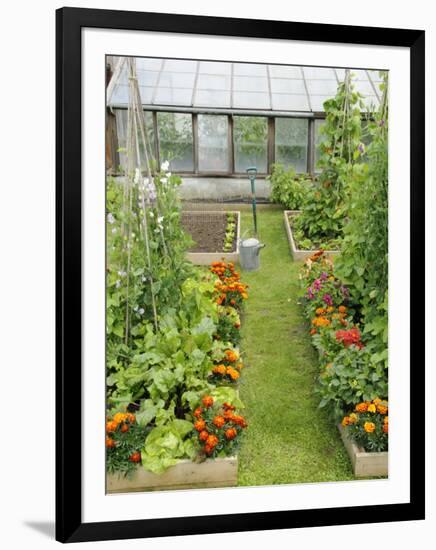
xmin=335 ymin=74 xmax=389 ymax=370
xmin=268 ymin=164 xmax=312 ymax=210
xmin=106 ymin=420 xmax=150 ymax=476
xmin=141 ymin=419 xmax=196 ymax=474
xmin=294 ymin=72 xmax=364 ymax=245
xmin=317 ymin=347 xmax=388 ymax=420
xmin=223 ymin=212 xmax=237 ymax=252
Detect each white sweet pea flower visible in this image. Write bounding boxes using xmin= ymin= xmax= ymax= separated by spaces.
xmin=149 ymin=211 xmax=154 ymax=218
xmin=111 ymin=227 xmax=117 ymax=234
xmin=115 ymin=280 xmax=121 ymax=288
xmin=157 ymin=216 xmax=164 ymax=224
xmin=161 ymin=160 xmax=170 ymax=171
xmin=134 ymin=168 xmax=141 ymax=185
xmin=161 ymin=177 xmax=167 ymax=184
xmin=107 ymin=213 xmax=115 ymax=224
xmin=118 ymin=270 xmax=127 ymax=277
xmin=139 ymin=308 xmax=145 ymax=315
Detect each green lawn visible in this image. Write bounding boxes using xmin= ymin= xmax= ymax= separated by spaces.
xmin=237 ymin=206 xmax=354 ymax=485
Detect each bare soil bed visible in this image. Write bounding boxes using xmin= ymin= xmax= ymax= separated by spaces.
xmin=181 ymin=211 xmax=237 ymax=253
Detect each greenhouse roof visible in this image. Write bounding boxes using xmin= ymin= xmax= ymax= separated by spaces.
xmin=107 ymin=57 xmax=384 ymax=115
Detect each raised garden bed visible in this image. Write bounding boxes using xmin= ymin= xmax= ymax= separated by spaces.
xmin=284 ymin=210 xmax=339 ymax=262
xmin=181 ymin=211 xmax=240 ymax=265
xmin=107 ymin=456 xmax=238 ymax=493
xmin=338 ymin=424 xmax=388 ymax=478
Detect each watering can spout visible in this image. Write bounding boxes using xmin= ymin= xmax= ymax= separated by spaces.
xmin=255 ymin=243 xmax=266 ymax=256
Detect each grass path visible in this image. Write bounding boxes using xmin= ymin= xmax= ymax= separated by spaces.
xmin=237 ymin=207 xmax=353 ymax=485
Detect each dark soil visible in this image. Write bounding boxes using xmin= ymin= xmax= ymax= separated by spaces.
xmin=181 ymin=212 xmax=237 ymax=253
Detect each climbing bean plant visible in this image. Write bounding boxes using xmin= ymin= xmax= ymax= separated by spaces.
xmin=335 ymin=72 xmax=389 ymax=369
xmin=294 ymin=71 xmax=364 ymax=245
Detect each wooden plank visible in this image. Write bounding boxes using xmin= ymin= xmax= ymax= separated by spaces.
xmin=107 ymin=457 xmax=238 ymax=494
xmin=338 ymin=424 xmax=388 ymax=478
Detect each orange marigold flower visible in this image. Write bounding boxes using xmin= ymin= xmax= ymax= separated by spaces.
xmin=204 ymin=444 xmax=214 ymax=456
xmin=193 ymin=407 xmax=203 ymax=418
xmin=384 ymin=416 xmax=389 ymax=424
xmin=315 ymin=307 xmax=325 ymax=316
xmin=120 ymin=423 xmax=129 ymax=433
xmin=232 ymin=415 xmax=247 ymax=428
xmin=226 ymin=367 xmax=240 ymax=380
xmin=199 ymin=430 xmax=209 ymax=442
xmin=213 ymin=416 xmax=225 ymax=428
xmin=194 ymin=419 xmax=206 ymax=432
xmin=310 ymin=328 xmax=317 ymax=335
xmin=373 ymin=397 xmax=382 ymax=405
xmin=236 ymin=362 xmax=244 ymax=370
xmin=223 ymin=410 xmax=234 ymax=420
xmin=106 ymin=421 xmax=117 ymax=433
xmin=206 ymin=434 xmax=219 ymax=448
xmin=225 ymin=349 xmax=238 ymax=362
xmin=364 ymin=422 xmax=376 ymax=433
xmin=129 ymin=451 xmax=141 ymax=463
xmin=202 ymin=395 xmax=214 ymax=408
xmin=341 ymin=416 xmax=350 ymax=427
xmin=355 ymin=402 xmax=369 ymax=413
xmin=126 ymin=413 xmax=136 ymax=424
xmin=105 ymin=436 xmax=116 ymax=448
xmin=377 ymin=404 xmax=388 ymax=415
xmin=338 ymin=305 xmax=347 ymax=313
xmin=383 ymin=423 xmax=388 ymax=434
xmin=225 ymin=428 xmax=237 ymax=440
xmin=223 ymin=402 xmax=235 ymax=411
xmin=213 ymin=364 xmax=226 ymax=376
xmin=113 ymin=412 xmax=128 ymax=425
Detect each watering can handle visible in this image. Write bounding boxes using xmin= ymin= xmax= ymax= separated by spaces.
xmin=256 ymin=243 xmax=266 ymax=255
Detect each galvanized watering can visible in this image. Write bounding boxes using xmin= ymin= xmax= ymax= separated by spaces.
xmin=239 ymin=237 xmax=265 ymax=272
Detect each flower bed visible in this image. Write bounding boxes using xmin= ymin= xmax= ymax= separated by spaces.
xmin=284 ymin=210 xmax=339 ymax=261
xmin=182 ymin=211 xmax=241 ymax=265
xmin=299 ymin=251 xmax=388 ymax=476
xmin=338 ymin=424 xmax=388 ymax=478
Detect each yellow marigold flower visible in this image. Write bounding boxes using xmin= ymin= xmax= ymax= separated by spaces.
xmin=364 ymin=422 xmax=376 ymax=433
xmin=384 ymin=415 xmax=389 ymax=424
xmin=367 ymin=404 xmax=377 ymax=413
xmin=373 ymin=397 xmax=382 ymax=405
xmin=326 ymin=306 xmax=334 ymax=313
xmin=349 ymin=413 xmax=358 ymax=424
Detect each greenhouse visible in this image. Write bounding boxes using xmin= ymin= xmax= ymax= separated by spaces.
xmin=106 ymin=57 xmax=383 ymax=199
xmin=105 ymin=55 xmax=389 ymax=492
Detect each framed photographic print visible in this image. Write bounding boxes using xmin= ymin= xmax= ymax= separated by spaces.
xmin=56 ymin=7 xmax=425 ymax=543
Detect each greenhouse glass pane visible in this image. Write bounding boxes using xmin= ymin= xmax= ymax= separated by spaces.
xmin=271 ymin=94 xmax=309 ymax=111
xmin=268 ymin=65 xmax=303 ymax=79
xmin=233 ymin=76 xmax=269 ymax=92
xmin=157 ymin=112 xmax=194 ymax=172
xmin=354 ymin=80 xmax=377 ymax=96
xmin=136 ymin=70 xmax=160 ymax=87
xmin=163 ymin=59 xmax=198 ymax=72
xmin=153 ymin=87 xmax=193 ymax=106
xmin=115 ymin=110 xmax=156 ymax=171
xmin=303 ymin=67 xmax=336 ymax=79
xmin=233 ymin=116 xmax=268 ymax=173
xmin=199 ymin=61 xmax=232 ymax=75
xmin=310 ymin=95 xmax=332 ymax=111
xmin=233 ymin=63 xmax=267 ymax=76
xmin=233 ymin=91 xmax=270 ymax=109
xmin=197 ymin=74 xmax=231 ymax=90
xmin=136 ymin=58 xmax=163 ymax=72
xmin=158 ymin=72 xmax=197 ymax=88
xmin=306 ymin=79 xmax=338 ymax=95
xmin=198 ymin=115 xmax=229 ymax=172
xmin=195 ymin=89 xmax=231 ymax=108
xmin=270 ymin=78 xmax=306 ymax=94
xmin=314 ymin=118 xmax=326 ymax=172
xmin=275 ymin=118 xmax=308 ymax=173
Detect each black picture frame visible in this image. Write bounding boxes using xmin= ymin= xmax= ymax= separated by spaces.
xmin=56 ymin=7 xmax=425 ymax=543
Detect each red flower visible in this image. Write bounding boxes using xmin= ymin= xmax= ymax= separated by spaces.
xmin=335 ymin=327 xmax=364 ymax=349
